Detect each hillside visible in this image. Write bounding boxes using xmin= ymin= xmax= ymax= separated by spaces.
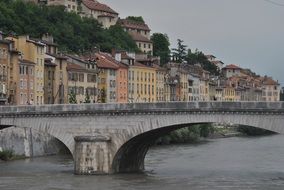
xmin=0 ymin=0 xmax=139 ymax=53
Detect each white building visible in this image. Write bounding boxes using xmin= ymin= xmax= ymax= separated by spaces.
xmin=81 ymin=0 xmax=119 ymax=29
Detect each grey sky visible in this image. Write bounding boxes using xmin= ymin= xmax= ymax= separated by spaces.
xmin=101 ymin=0 xmax=284 ymax=85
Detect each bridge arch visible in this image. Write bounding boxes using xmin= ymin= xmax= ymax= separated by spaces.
xmin=0 ymin=124 xmax=74 ymax=158
xmin=111 ymin=111 xmax=284 ymax=173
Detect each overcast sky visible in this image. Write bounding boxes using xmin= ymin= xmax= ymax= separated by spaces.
xmin=101 ymin=0 xmax=284 ymax=85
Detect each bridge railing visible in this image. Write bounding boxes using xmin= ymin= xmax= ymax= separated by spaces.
xmin=0 ymin=102 xmax=283 ymax=116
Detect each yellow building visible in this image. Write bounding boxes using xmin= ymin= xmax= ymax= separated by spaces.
xmin=7 ymin=36 xmax=45 ymax=105
xmin=179 ymin=69 xmax=189 ymax=102
xmin=128 ymin=62 xmax=156 ymax=103
xmin=223 ymin=86 xmax=236 ymax=101
xmin=96 ymin=53 xmax=119 ymax=103
xmin=153 ymin=64 xmax=166 ymax=102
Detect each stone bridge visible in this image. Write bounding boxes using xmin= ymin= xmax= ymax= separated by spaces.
xmin=0 ymin=102 xmax=284 ymax=175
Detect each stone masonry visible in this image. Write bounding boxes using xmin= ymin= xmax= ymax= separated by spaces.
xmin=0 ymin=102 xmax=284 ymax=174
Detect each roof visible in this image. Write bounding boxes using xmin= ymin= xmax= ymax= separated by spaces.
xmin=118 ymin=19 xmax=151 ymax=31
xmin=96 ymin=53 xmax=119 ymax=70
xmin=262 ymin=77 xmax=279 ymax=86
xmin=26 ymin=39 xmax=45 ymax=46
xmin=46 ymin=53 xmax=67 ymax=60
xmin=98 ymin=13 xmax=115 ymax=18
xmin=131 ymin=61 xmax=155 ymax=69
xmin=121 ymin=52 xmax=134 ymax=60
xmin=211 ymin=60 xmax=224 ymax=65
xmin=66 ymin=54 xmax=89 ymax=64
xmin=82 ymin=0 xmax=118 ymax=15
xmin=129 ymin=32 xmax=152 ymax=43
xmin=67 ymin=63 xmax=87 ymax=72
xmin=153 ymin=64 xmax=167 ymax=71
xmin=117 ymin=61 xmax=128 ymax=69
xmin=30 ymin=37 xmax=58 ymax=47
xmin=223 ymin=64 xmax=242 ymax=70
xmin=44 ymin=58 xmax=57 ymax=67
xmin=20 ymin=59 xmax=36 ymax=65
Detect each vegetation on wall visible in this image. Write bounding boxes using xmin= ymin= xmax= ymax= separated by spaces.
xmin=0 ymin=0 xmax=138 ymax=53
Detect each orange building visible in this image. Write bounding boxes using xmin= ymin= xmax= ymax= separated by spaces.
xmin=116 ymin=61 xmax=128 ymax=103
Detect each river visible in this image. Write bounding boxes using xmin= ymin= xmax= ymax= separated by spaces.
xmin=1 ymin=135 xmax=284 ymax=190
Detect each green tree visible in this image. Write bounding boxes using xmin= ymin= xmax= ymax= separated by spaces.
xmin=172 ymin=39 xmax=187 ymax=63
xmin=126 ymin=16 xmax=145 ymax=23
xmin=84 ymin=93 xmax=91 ymax=103
xmin=100 ymin=88 xmax=106 ymax=103
xmin=151 ymin=33 xmax=171 ymax=65
xmin=69 ymin=91 xmax=77 ymax=104
xmin=186 ymin=49 xmax=219 ymax=75
xmin=0 ymin=1 xmax=138 ymax=54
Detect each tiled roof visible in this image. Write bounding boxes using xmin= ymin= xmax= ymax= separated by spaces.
xmin=223 ymin=64 xmax=242 ymax=70
xmin=96 ymin=53 xmax=119 ymax=69
xmin=132 ymin=62 xmax=151 ymax=68
xmin=82 ymin=0 xmax=118 ymax=15
xmin=129 ymin=32 xmax=152 ymax=43
xmin=67 ymin=63 xmax=86 ymax=71
xmin=262 ymin=77 xmax=279 ymax=85
xmin=118 ymin=19 xmax=150 ymax=31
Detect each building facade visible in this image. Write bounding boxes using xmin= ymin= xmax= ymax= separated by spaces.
xmin=81 ymin=0 xmax=119 ymax=28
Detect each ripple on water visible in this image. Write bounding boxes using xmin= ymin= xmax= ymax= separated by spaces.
xmin=1 ymin=135 xmax=284 ymax=190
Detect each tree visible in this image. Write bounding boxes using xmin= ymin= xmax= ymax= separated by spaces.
xmin=126 ymin=16 xmax=145 ymax=23
xmin=69 ymin=91 xmax=77 ymax=104
xmin=100 ymin=88 xmax=106 ymax=103
xmin=186 ymin=49 xmax=219 ymax=75
xmin=0 ymin=1 xmax=138 ymax=54
xmin=84 ymin=93 xmax=91 ymax=103
xmin=151 ymin=33 xmax=171 ymax=65
xmin=172 ymin=39 xmax=187 ymax=63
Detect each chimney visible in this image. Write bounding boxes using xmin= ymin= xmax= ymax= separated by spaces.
xmin=115 ymin=53 xmax=121 ymax=62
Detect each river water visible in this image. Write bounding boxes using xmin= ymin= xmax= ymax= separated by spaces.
xmin=1 ymin=135 xmax=284 ymax=190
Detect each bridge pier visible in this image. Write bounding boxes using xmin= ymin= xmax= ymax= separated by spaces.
xmin=74 ymin=135 xmax=112 ymax=175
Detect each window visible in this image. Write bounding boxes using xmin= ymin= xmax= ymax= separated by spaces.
xmin=20 ymin=80 xmax=23 ymax=89
xmin=79 ymin=73 xmax=84 ymax=82
xmin=137 ymin=84 xmax=139 ymax=94
xmin=48 ymin=70 xmax=53 ymax=80
xmin=137 ymin=71 xmax=140 ymax=81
